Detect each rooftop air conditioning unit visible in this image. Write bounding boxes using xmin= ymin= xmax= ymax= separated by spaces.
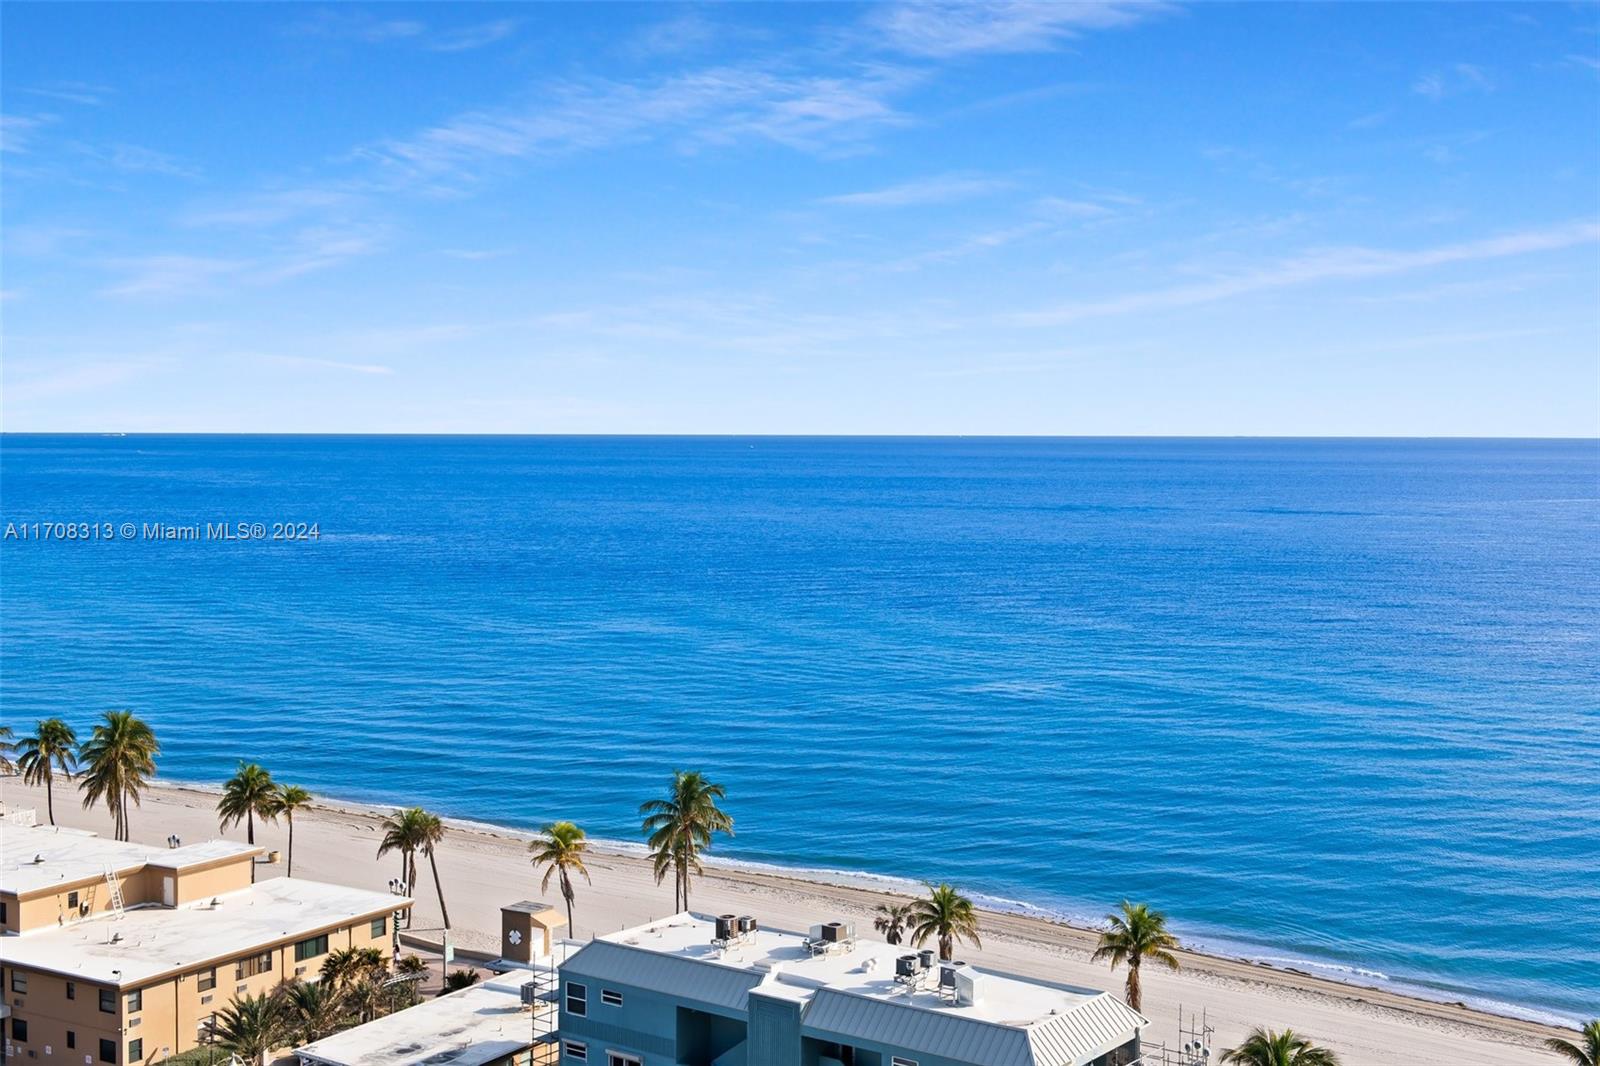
xmin=715 ymin=914 xmax=737 ymax=941
xmin=820 ymin=921 xmax=853 ymax=943
xmin=519 ymin=981 xmax=542 ymax=1006
xmin=737 ymin=915 xmax=758 ymax=936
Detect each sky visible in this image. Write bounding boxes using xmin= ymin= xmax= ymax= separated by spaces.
xmin=3 ymin=1 xmax=1598 ymax=435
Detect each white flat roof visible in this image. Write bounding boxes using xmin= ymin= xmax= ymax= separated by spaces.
xmin=593 ymin=915 xmax=1100 ymax=1028
xmin=0 ymin=878 xmax=408 ymax=985
xmin=296 ymin=967 xmax=555 ymax=1066
xmin=0 ymin=823 xmax=259 ymax=896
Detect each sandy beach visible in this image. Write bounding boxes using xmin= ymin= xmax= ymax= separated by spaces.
xmin=1 ymin=777 xmax=1577 ymax=1066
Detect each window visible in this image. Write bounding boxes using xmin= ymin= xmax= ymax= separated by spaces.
xmin=67 ymin=980 xmax=76 ymax=999
xmin=127 ymin=988 xmax=143 ymax=1012
xmin=100 ymin=1037 xmax=118 ymax=1063
xmin=371 ymin=916 xmax=387 ymax=938
xmin=606 ymin=1054 xmax=640 ymax=1066
xmin=236 ymin=951 xmax=273 ymax=979
xmin=1 ymin=900 xmax=8 ymax=923
xmin=68 ymin=890 xmax=80 ymax=909
xmin=294 ymin=934 xmax=329 ymax=961
xmin=197 ymin=967 xmax=216 ymax=992
xmin=892 ymin=1059 xmax=920 ymax=1066
xmin=565 ymin=981 xmax=587 ymax=1017
xmin=100 ymin=988 xmax=117 ymax=1012
xmin=10 ymin=971 xmax=25 ymax=993
xmin=67 ymin=1030 xmax=77 ymax=1049
xmin=563 ymin=1042 xmax=587 ymax=1062
xmin=128 ymin=1038 xmax=143 ymax=1061
xmin=601 ymin=988 xmax=623 ymax=1007
xmin=11 ymin=1017 xmax=27 ymax=1042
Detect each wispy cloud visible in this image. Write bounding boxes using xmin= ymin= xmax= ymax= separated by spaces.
xmin=256 ymin=354 xmax=393 ymax=375
xmin=23 ymin=82 xmax=112 ymax=106
xmin=5 ymin=358 xmax=177 ymax=402
xmin=101 ymin=226 xmax=385 ymax=297
xmin=868 ymin=1 xmax=1172 ymax=57
xmin=821 ymin=173 xmax=1012 ymax=207
xmin=1011 ymin=220 xmax=1600 ymax=325
xmin=430 ymin=19 xmax=521 ymax=53
xmin=287 ymin=9 xmax=517 ymax=51
xmin=90 ymin=143 xmax=199 ymax=178
xmin=0 ymin=114 xmax=51 ymax=154
xmin=1414 ymin=63 xmax=1494 ymax=101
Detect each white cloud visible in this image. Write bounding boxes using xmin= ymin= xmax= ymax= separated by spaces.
xmin=431 ymin=19 xmax=520 ymax=53
xmin=1011 ymin=220 xmax=1600 ymax=325
xmin=869 ymin=1 xmax=1171 ymax=57
xmin=1414 ymin=63 xmax=1495 ymax=101
xmin=256 ymin=354 xmax=393 ymax=375
xmin=23 ymin=83 xmax=112 ymax=106
xmin=0 ymin=114 xmax=51 ymax=154
xmin=821 ymin=173 xmax=1012 ymax=207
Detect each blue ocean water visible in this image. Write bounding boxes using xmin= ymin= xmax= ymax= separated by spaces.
xmin=1 ymin=435 xmax=1595 ymax=1023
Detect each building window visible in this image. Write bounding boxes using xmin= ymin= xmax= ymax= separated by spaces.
xmin=68 ymin=1030 xmax=77 ymax=1049
xmin=127 ymin=988 xmax=143 ymax=1012
xmin=294 ymin=934 xmax=330 ymax=961
xmin=563 ymin=1041 xmax=587 ymax=1062
xmin=565 ymin=982 xmax=587 ymax=1017
xmin=11 ymin=1017 xmax=27 ymax=1042
xmin=197 ymin=967 xmax=216 ymax=991
xmin=68 ymin=890 xmax=81 ymax=909
xmin=100 ymin=1037 xmax=118 ymax=1062
xmin=67 ymin=980 xmax=76 ymax=999
xmin=1 ymin=900 xmax=8 ymax=923
xmin=371 ymin=916 xmax=387 ymax=938
xmin=606 ymin=1054 xmax=641 ymax=1066
xmin=892 ymin=1059 xmax=920 ymax=1066
xmin=128 ymin=1038 xmax=143 ymax=1061
xmin=10 ymin=971 xmax=25 ymax=993
xmin=237 ymin=951 xmax=273 ymax=979
xmin=601 ymin=988 xmax=623 ymax=1006
xmin=101 ymin=988 xmax=117 ymax=1012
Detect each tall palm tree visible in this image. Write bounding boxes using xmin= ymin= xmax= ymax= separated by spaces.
xmin=417 ymin=810 xmax=452 ymax=931
xmin=272 ymin=784 xmax=314 ymax=877
xmin=16 ymin=718 xmax=78 ymax=825
xmin=1546 ymin=1020 xmax=1600 ymax=1066
xmin=280 ymin=979 xmax=343 ymax=1044
xmin=0 ymin=724 xmax=15 ymax=773
xmin=1091 ymin=900 xmax=1181 ymax=1013
xmin=217 ymin=762 xmax=279 ymax=845
xmin=639 ymin=770 xmax=733 ymax=912
xmin=212 ymin=991 xmax=287 ymax=1066
xmin=909 ymin=883 xmax=981 ymax=961
xmin=873 ymin=900 xmax=916 ymax=946
xmin=77 ymin=710 xmax=159 ymax=841
xmin=1221 ymin=1028 xmax=1343 ymax=1066
xmin=529 ymin=820 xmax=592 ymax=934
xmin=377 ymin=807 xmax=431 ymax=925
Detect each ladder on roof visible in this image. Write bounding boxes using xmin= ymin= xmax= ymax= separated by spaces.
xmin=103 ymin=866 xmax=126 ymax=918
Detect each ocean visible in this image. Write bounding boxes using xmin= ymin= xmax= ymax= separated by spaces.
xmin=1 ymin=435 xmax=1595 ymax=1024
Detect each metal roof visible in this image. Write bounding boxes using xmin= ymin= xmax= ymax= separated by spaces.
xmin=560 ymin=940 xmax=764 ymax=1013
xmin=1025 ymin=994 xmax=1148 ymax=1066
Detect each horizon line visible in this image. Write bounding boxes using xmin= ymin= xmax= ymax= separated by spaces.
xmin=2 ymin=432 xmax=1598 ymax=442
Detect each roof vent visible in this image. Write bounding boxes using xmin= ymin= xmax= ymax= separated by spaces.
xmin=32 ymin=854 xmax=44 ymax=864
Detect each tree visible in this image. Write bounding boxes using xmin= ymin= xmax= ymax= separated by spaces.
xmin=271 ymin=784 xmax=314 ymax=877
xmin=873 ymin=900 xmax=917 ymax=946
xmin=0 ymin=724 xmax=14 ymax=773
xmin=1091 ymin=900 xmax=1180 ymax=1013
xmin=1221 ymin=1028 xmax=1343 ymax=1066
xmin=639 ymin=770 xmax=733 ymax=912
xmin=376 ymin=807 xmax=431 ymax=926
xmin=909 ymin=883 xmax=981 ymax=961
xmin=17 ymin=718 xmax=78 ymax=825
xmin=530 ymin=820 xmax=592 ymax=934
xmin=280 ymin=979 xmax=343 ymax=1044
xmin=212 ymin=991 xmax=287 ymax=1066
xmin=77 ymin=710 xmax=159 ymax=841
xmin=394 ymin=954 xmax=429 ymax=1007
xmin=1546 ymin=1020 xmax=1600 ymax=1066
xmin=417 ymin=810 xmax=452 ymax=930
xmin=320 ymin=947 xmax=389 ymax=1022
xmin=217 ymin=762 xmax=278 ymax=845
xmin=442 ymin=969 xmax=481 ymax=993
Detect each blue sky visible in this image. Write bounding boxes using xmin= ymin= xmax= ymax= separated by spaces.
xmin=3 ymin=2 xmax=1598 ymax=434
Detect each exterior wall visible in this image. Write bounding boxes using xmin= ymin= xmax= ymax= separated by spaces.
xmin=748 ymin=993 xmax=802 ymax=1066
xmin=161 ymin=855 xmax=255 ymax=906
xmin=2 ymin=906 xmax=402 ymax=1066
xmin=0 ymin=892 xmax=17 ymax=934
xmin=557 ymin=974 xmax=719 ymax=1066
xmin=9 ymin=853 xmax=255 ymax=934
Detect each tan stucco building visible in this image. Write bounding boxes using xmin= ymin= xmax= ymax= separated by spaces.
xmin=1 ymin=822 xmax=411 ymax=1064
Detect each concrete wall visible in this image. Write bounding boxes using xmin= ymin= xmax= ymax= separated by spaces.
xmin=557 ymin=973 xmax=739 ymax=1066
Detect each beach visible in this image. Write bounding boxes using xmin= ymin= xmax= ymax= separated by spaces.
xmin=1 ymin=777 xmax=1575 ymax=1066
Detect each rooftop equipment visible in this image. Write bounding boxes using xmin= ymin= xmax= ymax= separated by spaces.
xmin=820 ymin=921 xmax=852 ymax=943
xmin=918 ymin=949 xmax=936 ymax=970
xmin=737 ymin=915 xmax=758 ymax=935
xmin=715 ymin=914 xmax=737 ymax=942
xmin=895 ymin=954 xmax=919 ymax=979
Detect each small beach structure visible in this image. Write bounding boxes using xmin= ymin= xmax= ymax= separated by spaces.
xmin=555 ymin=911 xmax=1146 ymax=1066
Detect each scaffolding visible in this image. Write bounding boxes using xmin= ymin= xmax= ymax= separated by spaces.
xmin=519 ymin=964 xmax=561 ymax=1066
xmin=1132 ymin=1004 xmax=1216 ymax=1066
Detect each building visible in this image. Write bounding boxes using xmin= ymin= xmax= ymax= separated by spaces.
xmin=554 ymin=913 xmax=1146 ymax=1066
xmin=1 ymin=821 xmax=410 ymax=1065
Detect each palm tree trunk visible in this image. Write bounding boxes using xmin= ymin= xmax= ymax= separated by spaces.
xmin=287 ymin=815 xmax=295 ymax=877
xmin=427 ymin=848 xmax=450 ymax=930
xmin=247 ymin=809 xmax=255 ymax=845
xmin=1127 ymin=960 xmax=1141 ymax=1013
xmin=45 ymin=776 xmax=54 ymax=825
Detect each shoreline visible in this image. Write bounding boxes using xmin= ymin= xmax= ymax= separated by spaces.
xmin=143 ymin=775 xmax=1577 ymax=1032
xmin=1 ymin=774 xmax=1577 ymax=1064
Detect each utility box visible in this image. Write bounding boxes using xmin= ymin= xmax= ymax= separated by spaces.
xmin=501 ymin=901 xmax=564 ymax=962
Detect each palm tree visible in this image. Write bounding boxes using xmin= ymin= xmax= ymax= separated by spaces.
xmin=16 ymin=718 xmax=78 ymax=825
xmin=280 ymin=979 xmax=343 ymax=1044
xmin=77 ymin=710 xmax=159 ymax=841
xmin=1221 ymin=1028 xmax=1343 ymax=1066
xmin=1546 ymin=1020 xmax=1600 ymax=1066
xmin=394 ymin=954 xmax=428 ymax=1006
xmin=443 ymin=969 xmax=481 ymax=993
xmin=217 ymin=762 xmax=279 ymax=845
xmin=873 ymin=900 xmax=917 ymax=946
xmin=417 ymin=810 xmax=452 ymax=930
xmin=272 ymin=784 xmax=314 ymax=877
xmin=376 ymin=807 xmax=431 ymax=925
xmin=639 ymin=770 xmax=733 ymax=912
xmin=909 ymin=883 xmax=981 ymax=961
xmin=529 ymin=821 xmax=592 ymax=934
xmin=0 ymin=724 xmax=15 ymax=773
xmin=1091 ymin=900 xmax=1180 ymax=1013
xmin=212 ymin=991 xmax=287 ymax=1066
